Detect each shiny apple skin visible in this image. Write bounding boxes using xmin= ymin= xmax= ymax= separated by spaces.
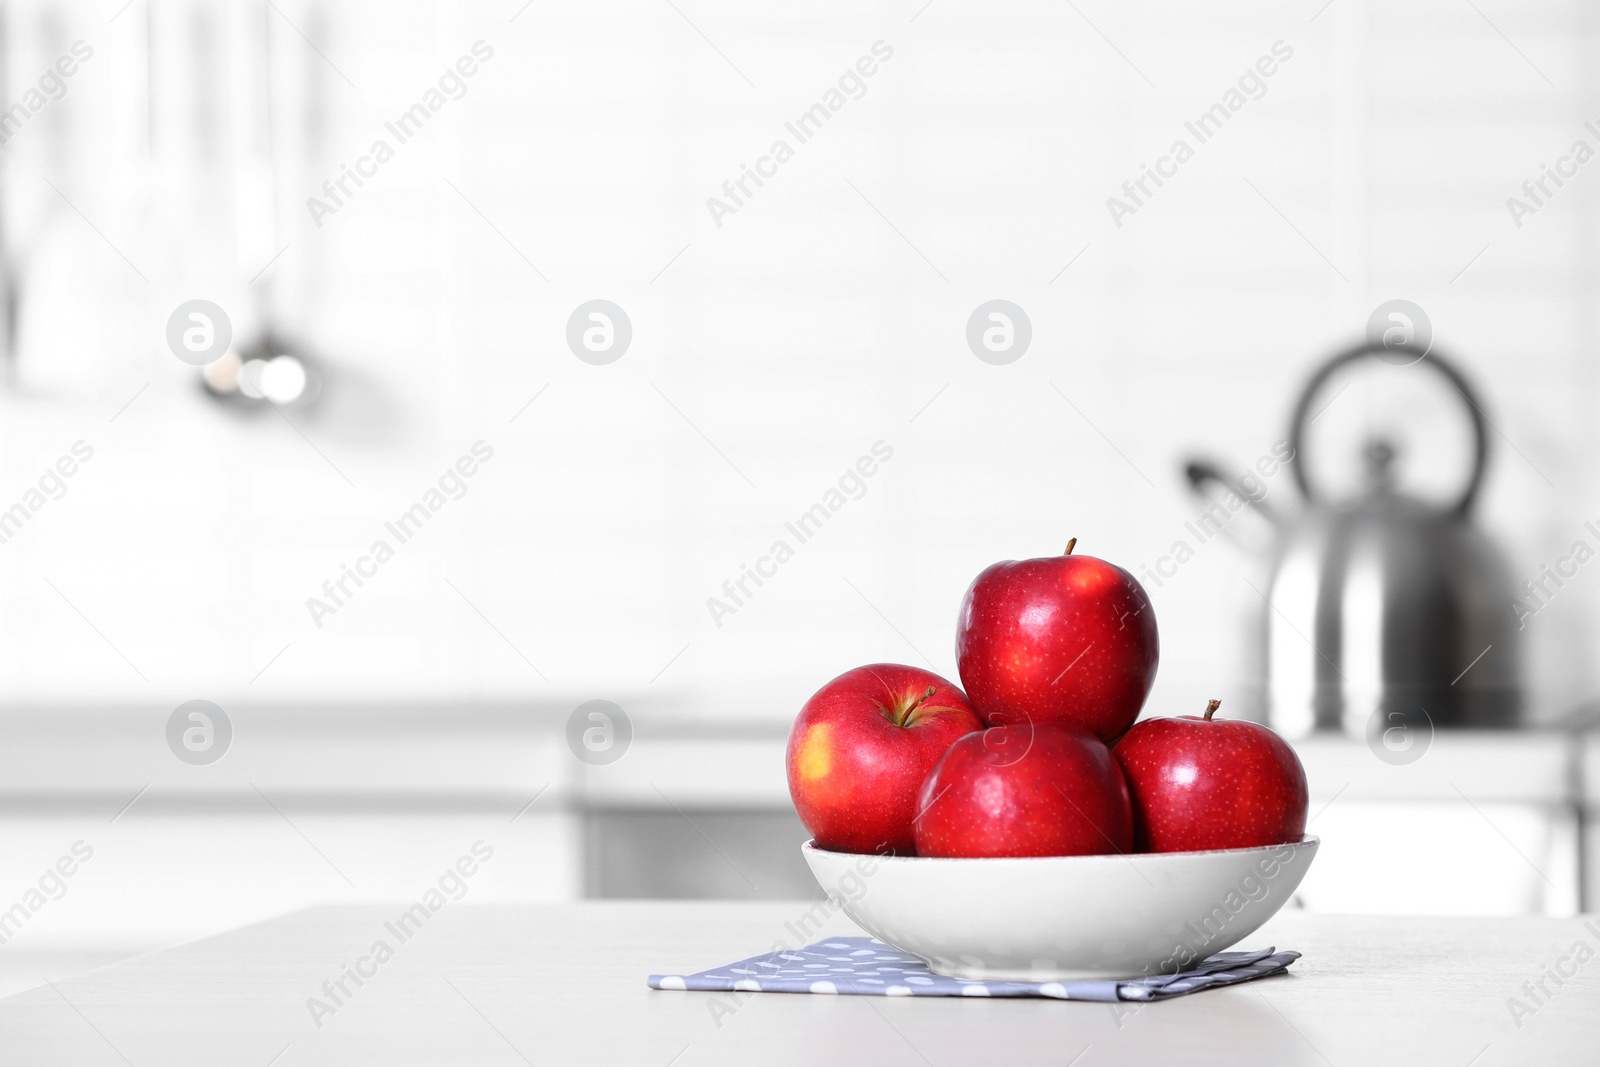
xmin=912 ymin=724 xmax=1133 ymax=858
xmin=1112 ymin=714 xmax=1309 ymax=852
xmin=787 ymin=664 xmax=982 ymax=855
xmin=956 ymin=551 xmax=1159 ymax=741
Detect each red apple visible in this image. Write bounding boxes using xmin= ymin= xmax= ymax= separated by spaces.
xmin=912 ymin=723 xmax=1133 ymax=858
xmin=1113 ymin=699 xmax=1309 ymax=853
xmin=956 ymin=539 xmax=1159 ymax=741
xmin=787 ymin=664 xmax=982 ymax=855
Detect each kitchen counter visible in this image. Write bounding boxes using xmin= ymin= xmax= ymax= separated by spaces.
xmin=4 ymin=903 xmax=1597 ymax=1065
xmin=0 ymin=714 xmax=1591 ymax=954
xmin=1 ymin=705 xmax=1582 ymax=809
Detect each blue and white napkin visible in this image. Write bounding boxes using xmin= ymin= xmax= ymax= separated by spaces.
xmin=649 ymin=936 xmax=1298 ymax=1002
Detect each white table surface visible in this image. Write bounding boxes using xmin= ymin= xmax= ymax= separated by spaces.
xmin=4 ymin=903 xmax=1596 ymax=1066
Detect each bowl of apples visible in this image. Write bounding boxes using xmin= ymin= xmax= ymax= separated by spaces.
xmin=787 ymin=542 xmax=1315 ymax=981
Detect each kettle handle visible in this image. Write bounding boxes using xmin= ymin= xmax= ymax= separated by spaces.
xmin=1287 ymin=340 xmax=1490 ymax=516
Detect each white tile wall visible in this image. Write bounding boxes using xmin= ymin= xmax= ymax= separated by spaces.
xmin=0 ymin=3 xmax=1593 ymax=757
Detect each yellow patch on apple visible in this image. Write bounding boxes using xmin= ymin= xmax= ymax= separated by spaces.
xmin=796 ymin=723 xmax=834 ymax=782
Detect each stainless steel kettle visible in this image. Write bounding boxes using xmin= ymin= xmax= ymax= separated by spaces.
xmin=1186 ymin=341 xmax=1521 ymax=739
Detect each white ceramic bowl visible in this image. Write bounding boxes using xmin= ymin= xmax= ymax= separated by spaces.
xmin=801 ymin=836 xmax=1317 ymax=981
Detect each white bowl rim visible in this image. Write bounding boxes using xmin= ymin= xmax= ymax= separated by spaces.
xmin=802 ymin=834 xmax=1319 ymax=865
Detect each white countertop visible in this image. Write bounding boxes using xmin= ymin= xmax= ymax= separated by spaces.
xmin=0 ymin=705 xmax=1591 ymax=807
xmin=4 ymin=903 xmax=1597 ymax=1065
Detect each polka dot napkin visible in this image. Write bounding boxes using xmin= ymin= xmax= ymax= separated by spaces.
xmin=649 ymin=937 xmax=1299 ymax=1002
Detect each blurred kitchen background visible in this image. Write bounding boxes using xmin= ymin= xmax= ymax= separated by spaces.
xmin=1 ymin=0 xmax=1598 ymax=993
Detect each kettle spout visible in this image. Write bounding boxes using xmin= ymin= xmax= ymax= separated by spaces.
xmin=1184 ymin=458 xmax=1283 ymax=528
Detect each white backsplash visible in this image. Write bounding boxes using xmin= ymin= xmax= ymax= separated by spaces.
xmin=0 ymin=0 xmax=1592 ymax=728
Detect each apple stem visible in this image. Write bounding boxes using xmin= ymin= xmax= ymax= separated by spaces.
xmin=1065 ymin=537 xmax=1078 ymax=555
xmin=898 ymin=685 xmax=938 ymax=726
xmin=1203 ymin=699 xmax=1222 ymax=721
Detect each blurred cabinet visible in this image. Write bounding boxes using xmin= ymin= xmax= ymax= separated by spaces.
xmin=1291 ymin=733 xmax=1581 ymax=916
xmin=0 ymin=711 xmax=1589 ymax=962
xmin=1584 ymin=735 xmax=1600 ymax=914
xmin=590 ymin=729 xmax=1590 ymax=917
